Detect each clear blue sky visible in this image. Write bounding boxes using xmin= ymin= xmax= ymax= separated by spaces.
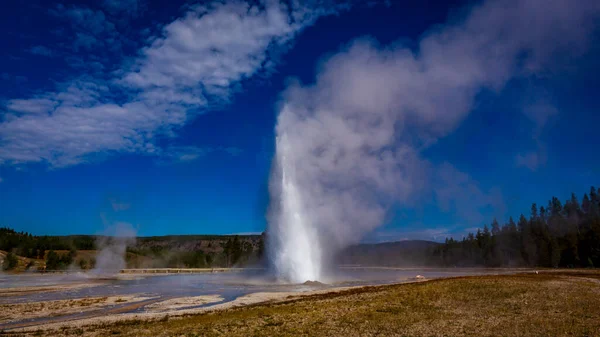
xmin=0 ymin=0 xmax=599 ymax=240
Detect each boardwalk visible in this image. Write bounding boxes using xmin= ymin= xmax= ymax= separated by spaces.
xmin=119 ymin=267 xmax=265 ymax=274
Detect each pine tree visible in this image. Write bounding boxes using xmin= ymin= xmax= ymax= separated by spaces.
xmin=507 ymin=217 xmax=517 ymax=233
xmin=257 ymin=233 xmax=265 ymax=259
xmin=46 ymin=250 xmax=60 ymax=270
xmin=540 ymin=206 xmax=547 ymax=222
xmin=491 ymin=218 xmax=501 ymax=236
xmin=531 ymin=203 xmax=538 ymax=221
xmin=582 ymin=194 xmax=591 ymax=214
xmin=3 ymin=252 xmax=18 ymax=270
xmin=569 ymin=193 xmax=581 ymax=215
xmin=517 ymin=214 xmax=528 ymax=233
xmin=231 ymin=236 xmax=242 ymax=265
xmin=589 ymin=187 xmax=599 ymax=217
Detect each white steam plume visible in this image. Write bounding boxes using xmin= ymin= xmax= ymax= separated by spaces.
xmin=91 ymin=222 xmax=136 ymax=276
xmin=268 ymin=0 xmax=600 ymax=283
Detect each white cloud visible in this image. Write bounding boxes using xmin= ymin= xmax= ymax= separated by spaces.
xmin=0 ymin=1 xmax=345 ymax=168
xmin=49 ymin=4 xmax=126 ymax=55
xmin=523 ymin=100 xmax=559 ymax=133
xmin=103 ymin=0 xmax=142 ymax=17
xmin=74 ymin=33 xmax=99 ymax=51
xmin=223 ymin=147 xmax=243 ymax=156
xmin=122 ymin=1 xmax=339 ymax=101
xmin=435 ymin=163 xmax=505 ymax=225
xmin=6 ymin=99 xmax=58 ymax=114
xmin=110 ymin=200 xmax=131 ymax=211
xmin=515 ymin=95 xmax=558 ymax=171
xmin=54 ymin=5 xmax=117 ymax=36
xmin=29 ymin=46 xmax=55 ymax=57
xmin=164 ymin=146 xmax=211 ymax=163
xmin=0 ymin=79 xmax=182 ymax=167
xmin=516 ymin=150 xmax=545 ymax=171
xmin=156 ymin=146 xmax=244 ymax=164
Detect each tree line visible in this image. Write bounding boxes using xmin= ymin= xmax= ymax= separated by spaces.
xmin=1 ymin=227 xmax=266 ymax=271
xmin=0 ymin=228 xmax=94 ymax=260
xmin=432 ymin=186 xmax=600 ymax=268
xmin=127 ymin=235 xmax=265 ymax=268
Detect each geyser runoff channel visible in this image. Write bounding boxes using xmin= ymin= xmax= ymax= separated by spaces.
xmin=270 ymin=134 xmax=322 ymax=283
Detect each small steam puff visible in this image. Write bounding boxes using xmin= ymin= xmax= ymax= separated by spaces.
xmin=91 ymin=222 xmax=136 ymax=276
xmin=268 ymin=0 xmax=600 ymax=283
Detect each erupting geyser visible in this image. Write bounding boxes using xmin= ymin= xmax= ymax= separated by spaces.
xmin=269 ymin=134 xmax=322 ymax=283
xmin=267 ymin=0 xmax=600 ymax=284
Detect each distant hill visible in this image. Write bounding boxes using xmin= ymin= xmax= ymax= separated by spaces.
xmin=338 ymin=240 xmax=441 ymax=267
xmin=0 ymin=227 xmax=265 ymax=270
xmin=134 ymin=234 xmax=262 ymax=254
xmin=128 ymin=234 xmax=265 ymax=268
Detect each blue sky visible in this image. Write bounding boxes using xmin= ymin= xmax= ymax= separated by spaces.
xmin=0 ymin=0 xmax=599 ymax=240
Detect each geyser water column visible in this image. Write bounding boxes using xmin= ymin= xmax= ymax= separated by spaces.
xmin=270 ymin=133 xmax=322 ymax=283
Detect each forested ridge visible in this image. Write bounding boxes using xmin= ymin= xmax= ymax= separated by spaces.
xmin=433 ymin=186 xmax=600 ymax=267
xmin=0 ymin=229 xmax=264 ymax=271
xmin=0 ymin=229 xmax=95 ymax=258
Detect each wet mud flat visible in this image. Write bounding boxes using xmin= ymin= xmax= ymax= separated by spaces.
xmin=0 ymin=268 xmax=522 ymax=333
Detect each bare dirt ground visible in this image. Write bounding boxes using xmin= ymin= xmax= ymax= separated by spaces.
xmin=1 ymin=270 xmax=599 ymax=336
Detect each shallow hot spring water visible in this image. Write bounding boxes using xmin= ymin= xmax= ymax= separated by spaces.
xmin=0 ymin=268 xmax=513 ymax=329
xmin=0 ymin=268 xmax=508 ymax=304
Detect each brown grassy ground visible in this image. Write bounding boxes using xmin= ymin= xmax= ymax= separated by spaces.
xmin=4 ymin=270 xmax=597 ymax=337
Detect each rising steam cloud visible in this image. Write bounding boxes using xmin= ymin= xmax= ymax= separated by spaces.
xmin=268 ymin=0 xmax=600 ymax=283
xmin=92 ymin=222 xmax=136 ymax=276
